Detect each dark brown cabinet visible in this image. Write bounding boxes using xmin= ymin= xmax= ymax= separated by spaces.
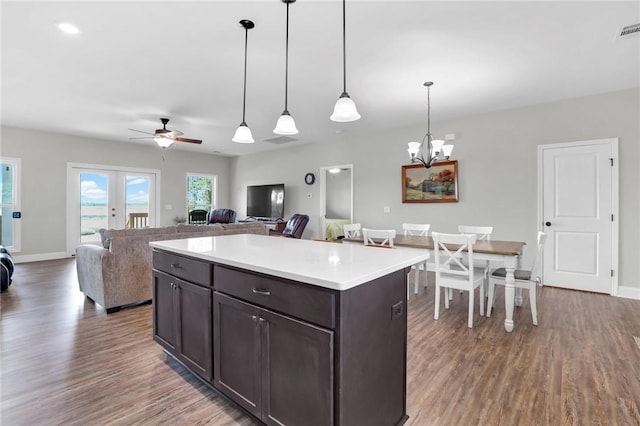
xmin=152 ymin=248 xmax=409 ymax=426
xmin=153 ymin=254 xmax=213 ymax=381
xmin=214 ymin=292 xmax=333 ymax=426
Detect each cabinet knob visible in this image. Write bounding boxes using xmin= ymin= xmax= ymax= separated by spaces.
xmin=252 ymin=315 xmax=258 ymax=322
xmin=170 ymin=263 xmax=181 ymax=268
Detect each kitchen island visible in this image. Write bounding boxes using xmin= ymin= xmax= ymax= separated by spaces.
xmin=150 ymin=234 xmax=428 ymax=426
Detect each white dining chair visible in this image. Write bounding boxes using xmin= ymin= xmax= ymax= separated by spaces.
xmin=402 ymin=223 xmax=431 ymax=295
xmin=432 ymin=232 xmax=485 ymax=328
xmin=362 ymin=228 xmax=396 ymax=248
xmin=458 ymin=225 xmax=494 ymax=296
xmin=487 ymin=232 xmax=546 ymax=326
xmin=343 ymin=223 xmax=362 ymax=239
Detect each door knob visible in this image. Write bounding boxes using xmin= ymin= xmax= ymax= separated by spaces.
xmin=545 ymin=222 xmax=552 ymax=227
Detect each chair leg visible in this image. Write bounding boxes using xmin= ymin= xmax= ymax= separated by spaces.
xmin=414 ymin=266 xmax=419 ymax=295
xmin=468 ymin=289 xmax=474 ymax=328
xmin=434 ymin=284 xmax=441 ymax=320
xmin=444 ymin=286 xmax=450 ymax=310
xmin=530 ymin=281 xmax=538 ymax=325
xmin=487 ymin=278 xmax=496 ymax=317
xmin=479 ymin=280 xmax=485 ymax=317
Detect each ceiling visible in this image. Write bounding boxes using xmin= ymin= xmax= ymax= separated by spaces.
xmin=2 ymin=1 xmax=639 ymax=157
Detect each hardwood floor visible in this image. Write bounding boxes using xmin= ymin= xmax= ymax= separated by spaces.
xmin=2 ymin=259 xmax=639 ymax=425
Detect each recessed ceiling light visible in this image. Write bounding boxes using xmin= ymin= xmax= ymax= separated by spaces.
xmin=57 ymin=22 xmax=80 ymax=35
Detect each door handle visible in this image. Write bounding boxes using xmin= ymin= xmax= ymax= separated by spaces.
xmin=545 ymin=222 xmax=552 ymax=227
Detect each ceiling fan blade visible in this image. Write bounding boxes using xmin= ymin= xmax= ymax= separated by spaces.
xmin=128 ymin=128 xmax=155 ymax=136
xmin=174 ymin=137 xmax=202 ymax=144
xmin=128 ymin=136 xmax=154 ymax=140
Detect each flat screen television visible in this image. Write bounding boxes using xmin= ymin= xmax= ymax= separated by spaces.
xmin=246 ymin=184 xmax=285 ymax=220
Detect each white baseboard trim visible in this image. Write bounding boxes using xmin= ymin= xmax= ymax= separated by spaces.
xmin=616 ymin=285 xmax=640 ymax=300
xmin=13 ymin=252 xmax=71 ymax=264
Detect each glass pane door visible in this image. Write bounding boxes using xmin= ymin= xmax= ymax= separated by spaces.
xmin=125 ymin=175 xmax=151 ymax=229
xmin=80 ymin=172 xmax=114 ymax=243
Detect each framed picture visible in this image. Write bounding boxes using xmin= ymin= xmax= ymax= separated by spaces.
xmin=402 ymin=160 xmax=459 ymax=203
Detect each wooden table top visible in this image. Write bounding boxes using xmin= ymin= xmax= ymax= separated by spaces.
xmin=345 ymin=235 xmax=526 ymax=256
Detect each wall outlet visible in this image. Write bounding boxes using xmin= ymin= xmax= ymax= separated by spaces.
xmin=391 ymin=301 xmax=404 ymax=319
xmin=383 ymin=206 xmax=390 ymax=213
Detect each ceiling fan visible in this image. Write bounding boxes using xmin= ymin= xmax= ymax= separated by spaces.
xmin=128 ymin=118 xmax=202 ymax=148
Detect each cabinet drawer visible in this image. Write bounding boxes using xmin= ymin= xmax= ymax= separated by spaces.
xmin=213 ymin=265 xmax=335 ymax=330
xmin=153 ymin=250 xmax=212 ymax=286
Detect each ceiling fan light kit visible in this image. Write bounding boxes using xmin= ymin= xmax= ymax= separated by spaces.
xmin=274 ymin=0 xmax=299 ymax=136
xmin=407 ymin=81 xmax=454 ymax=168
xmin=233 ymin=19 xmax=256 ymax=144
xmin=330 ymin=0 xmax=360 ymax=122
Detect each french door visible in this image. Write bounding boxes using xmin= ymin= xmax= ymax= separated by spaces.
xmin=539 ymin=139 xmax=618 ymax=294
xmin=67 ymin=164 xmax=159 ymax=255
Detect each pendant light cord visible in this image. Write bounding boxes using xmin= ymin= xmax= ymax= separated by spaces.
xmin=342 ymin=0 xmax=347 ymax=94
xmin=242 ymin=26 xmax=249 ymax=123
xmin=422 ymin=83 xmax=433 ymax=162
xmin=284 ymin=1 xmax=290 ymax=111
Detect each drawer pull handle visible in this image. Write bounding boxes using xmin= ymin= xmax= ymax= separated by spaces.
xmin=252 ymin=288 xmax=271 ymax=296
xmin=170 ymin=263 xmax=181 ymax=268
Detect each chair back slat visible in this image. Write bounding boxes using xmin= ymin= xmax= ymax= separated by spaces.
xmin=362 ymin=228 xmax=396 ymax=248
xmin=343 ymin=223 xmax=362 ymax=238
xmin=402 ymin=223 xmax=430 ymax=237
xmin=529 ymin=232 xmax=547 ymax=284
xmin=458 ymin=225 xmax=493 ymax=241
xmin=432 ymin=232 xmax=477 ymax=281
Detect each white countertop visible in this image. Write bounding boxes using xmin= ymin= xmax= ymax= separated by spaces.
xmin=150 ymin=234 xmax=429 ymax=291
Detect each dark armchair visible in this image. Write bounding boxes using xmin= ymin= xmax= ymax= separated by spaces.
xmin=269 ymin=214 xmax=309 ymax=239
xmin=206 ymin=208 xmax=237 ymax=224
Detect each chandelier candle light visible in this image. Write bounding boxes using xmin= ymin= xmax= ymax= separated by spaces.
xmin=407 ymin=81 xmax=454 ymax=168
xmin=274 ymin=0 xmax=298 ymax=135
xmin=232 ymin=19 xmax=255 ymax=143
xmin=330 ymin=0 xmax=360 ymax=122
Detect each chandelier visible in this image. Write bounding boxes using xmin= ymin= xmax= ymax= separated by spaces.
xmin=407 ymin=81 xmax=454 ymax=168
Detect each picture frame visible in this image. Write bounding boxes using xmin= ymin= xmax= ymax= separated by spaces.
xmin=401 ymin=160 xmax=459 ymax=203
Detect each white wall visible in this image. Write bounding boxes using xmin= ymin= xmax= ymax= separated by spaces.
xmin=0 ymin=127 xmax=232 ymax=259
xmin=230 ymin=88 xmax=640 ymax=291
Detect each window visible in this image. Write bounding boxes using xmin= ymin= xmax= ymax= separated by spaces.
xmin=187 ymin=174 xmax=217 ymax=213
xmin=0 ymin=157 xmax=21 ymax=251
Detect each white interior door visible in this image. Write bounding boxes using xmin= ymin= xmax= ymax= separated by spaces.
xmin=67 ymin=164 xmax=159 ymax=255
xmin=539 ymin=139 xmax=617 ymax=294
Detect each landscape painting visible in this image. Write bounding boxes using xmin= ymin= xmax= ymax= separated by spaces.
xmin=402 ymin=161 xmax=458 ymax=203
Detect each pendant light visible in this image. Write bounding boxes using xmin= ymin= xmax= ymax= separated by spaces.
xmin=407 ymin=81 xmax=454 ymax=168
xmin=274 ymin=0 xmax=299 ymax=135
xmin=232 ymin=20 xmax=255 ymax=143
xmin=330 ymin=0 xmax=360 ymax=122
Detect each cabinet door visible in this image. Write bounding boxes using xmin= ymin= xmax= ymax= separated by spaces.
xmin=213 ymin=292 xmax=262 ymax=418
xmin=177 ymin=280 xmax=213 ymax=381
xmin=261 ymin=309 xmax=334 ymax=426
xmin=153 ymin=271 xmax=177 ymax=352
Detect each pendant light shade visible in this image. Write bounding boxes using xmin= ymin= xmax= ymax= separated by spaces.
xmin=330 ymin=93 xmax=360 ymax=122
xmin=330 ymin=0 xmax=360 ymax=122
xmin=273 ymin=111 xmax=298 ymax=135
xmin=233 ymin=19 xmax=255 ymax=144
xmin=232 ymin=123 xmax=254 ymax=144
xmin=274 ymin=0 xmax=298 ymax=135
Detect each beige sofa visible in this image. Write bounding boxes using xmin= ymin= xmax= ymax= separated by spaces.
xmin=75 ymin=222 xmax=268 ymax=313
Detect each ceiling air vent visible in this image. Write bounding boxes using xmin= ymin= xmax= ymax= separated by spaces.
xmin=264 ymin=136 xmax=298 ymax=145
xmin=617 ymin=23 xmax=640 ymax=39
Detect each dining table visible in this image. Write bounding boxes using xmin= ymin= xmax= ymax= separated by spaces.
xmin=344 ymin=234 xmax=527 ymax=332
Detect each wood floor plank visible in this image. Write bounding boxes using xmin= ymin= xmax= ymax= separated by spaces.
xmin=1 ymin=259 xmax=639 ymax=425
